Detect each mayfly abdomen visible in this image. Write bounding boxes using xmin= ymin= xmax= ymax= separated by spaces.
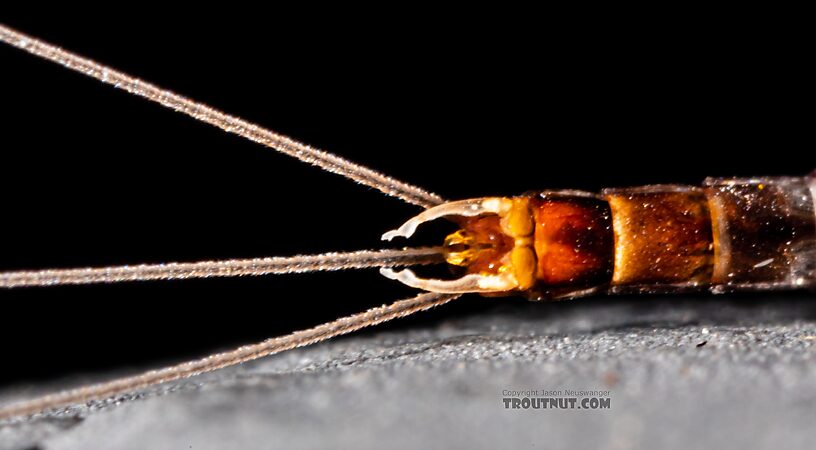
xmin=382 ymin=172 xmax=816 ymax=299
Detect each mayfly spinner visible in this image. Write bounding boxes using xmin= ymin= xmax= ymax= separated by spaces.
xmin=0 ymin=24 xmax=814 ymax=421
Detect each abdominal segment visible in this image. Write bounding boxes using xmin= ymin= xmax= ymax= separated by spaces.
xmin=527 ymin=195 xmax=613 ymax=298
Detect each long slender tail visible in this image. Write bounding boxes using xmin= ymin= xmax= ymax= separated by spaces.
xmin=0 ymin=291 xmax=460 ymax=421
xmin=0 ymin=247 xmax=444 ymax=288
xmin=0 ymin=23 xmax=444 ymax=209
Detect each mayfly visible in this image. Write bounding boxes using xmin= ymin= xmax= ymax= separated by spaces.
xmin=0 ymin=24 xmax=814 ymax=421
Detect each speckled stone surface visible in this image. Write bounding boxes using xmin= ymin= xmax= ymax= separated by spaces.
xmin=1 ymin=294 xmax=814 ymax=450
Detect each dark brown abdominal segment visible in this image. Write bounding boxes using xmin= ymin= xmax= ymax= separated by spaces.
xmin=604 ymin=186 xmax=714 ymax=287
xmin=530 ymin=195 xmax=614 ymax=292
xmin=705 ymin=177 xmax=816 ymax=290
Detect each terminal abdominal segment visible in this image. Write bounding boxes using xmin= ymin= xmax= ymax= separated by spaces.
xmin=382 ymin=172 xmax=816 ymax=300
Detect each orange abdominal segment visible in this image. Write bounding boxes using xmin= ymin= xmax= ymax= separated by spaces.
xmin=531 ymin=196 xmax=614 ymax=287
xmin=604 ymin=187 xmax=713 ymax=285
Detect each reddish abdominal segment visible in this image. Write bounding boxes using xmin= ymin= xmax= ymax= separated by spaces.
xmin=532 ymin=196 xmax=613 ymax=285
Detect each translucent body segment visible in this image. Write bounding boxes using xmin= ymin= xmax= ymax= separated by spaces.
xmin=808 ymin=171 xmax=816 ymax=285
xmin=810 ymin=170 xmax=816 ymax=212
xmin=705 ymin=176 xmax=816 ymax=290
xmin=603 ymin=186 xmax=714 ymax=286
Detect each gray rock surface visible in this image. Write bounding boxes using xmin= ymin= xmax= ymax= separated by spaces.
xmin=1 ymin=293 xmax=815 ymax=450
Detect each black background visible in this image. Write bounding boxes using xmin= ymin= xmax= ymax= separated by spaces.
xmin=0 ymin=16 xmax=813 ymax=386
